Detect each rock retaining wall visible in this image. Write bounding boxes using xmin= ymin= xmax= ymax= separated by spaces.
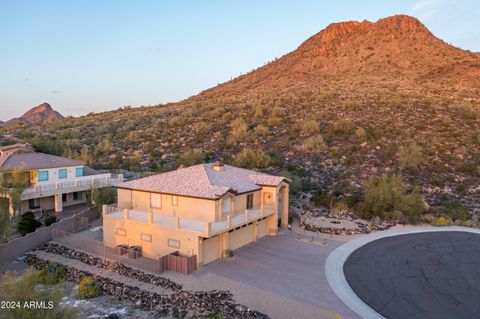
xmin=26 ymin=255 xmax=268 ymax=319
xmin=39 ymin=242 xmax=181 ymax=291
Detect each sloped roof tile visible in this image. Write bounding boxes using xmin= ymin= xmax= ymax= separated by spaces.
xmin=118 ymin=163 xmax=288 ymax=199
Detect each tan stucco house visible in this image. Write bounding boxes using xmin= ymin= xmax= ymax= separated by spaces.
xmin=0 ymin=144 xmax=123 ymax=215
xmin=103 ymin=161 xmax=289 ymax=267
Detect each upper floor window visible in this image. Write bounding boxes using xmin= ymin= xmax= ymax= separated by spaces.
xmin=246 ymin=193 xmax=254 ymax=210
xmin=151 ymin=193 xmax=161 ymax=208
xmin=171 ymin=195 xmax=178 ymax=206
xmin=38 ymin=170 xmax=49 ymax=182
xmin=58 ymin=168 xmax=67 ymax=179
xmin=75 ymin=167 xmax=84 ymax=177
xmin=222 ymin=196 xmax=232 ymax=214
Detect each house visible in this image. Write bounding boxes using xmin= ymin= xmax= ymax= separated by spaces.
xmin=102 ymin=161 xmax=289 ymax=267
xmin=0 ymin=144 xmax=123 ymax=215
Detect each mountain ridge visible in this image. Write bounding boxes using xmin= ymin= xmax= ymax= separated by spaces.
xmin=1 ymin=103 xmax=64 ymax=127
xmin=0 ymin=14 xmax=479 ymax=212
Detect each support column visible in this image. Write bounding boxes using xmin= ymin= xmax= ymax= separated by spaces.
xmin=54 ymin=193 xmax=63 ymax=212
xmin=281 ymin=185 xmax=289 ymax=228
xmin=221 ymin=232 xmax=230 ymax=257
xmin=8 ymin=198 xmax=15 ymax=216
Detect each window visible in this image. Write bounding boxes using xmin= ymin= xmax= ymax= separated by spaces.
xmin=58 ymin=168 xmax=67 ymax=179
xmin=168 ymin=239 xmax=180 ymax=248
xmin=62 ymin=194 xmax=67 ymax=202
xmin=141 ymin=233 xmax=152 ymax=242
xmin=38 ymin=170 xmax=49 ymax=182
xmin=171 ymin=195 xmax=178 ymax=206
xmin=222 ymin=197 xmax=232 ymax=214
xmin=263 ymin=192 xmax=273 ymax=204
xmin=73 ymin=192 xmax=82 ymax=200
xmin=75 ymin=167 xmax=84 ymax=177
xmin=116 ymin=228 xmax=126 ymax=236
xmin=150 ymin=193 xmax=161 ymax=208
xmin=29 ymin=198 xmax=40 ymax=209
xmin=246 ymin=194 xmax=254 ymax=210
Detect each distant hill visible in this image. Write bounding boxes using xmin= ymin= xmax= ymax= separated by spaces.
xmin=1 ymin=15 xmax=479 ymax=211
xmin=2 ymin=103 xmax=64 ymax=127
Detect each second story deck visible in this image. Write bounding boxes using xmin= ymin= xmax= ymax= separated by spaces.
xmin=103 ymin=204 xmax=275 ymax=238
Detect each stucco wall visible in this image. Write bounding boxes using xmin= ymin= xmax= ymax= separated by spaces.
xmin=118 ymin=189 xmax=217 ymax=222
xmin=103 ymin=215 xmax=200 ymax=259
xmin=34 ymin=165 xmax=84 ymax=186
xmin=19 ymin=191 xmax=87 ymax=213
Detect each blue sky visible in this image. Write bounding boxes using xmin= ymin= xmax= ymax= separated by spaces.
xmin=0 ymin=0 xmax=479 ymax=120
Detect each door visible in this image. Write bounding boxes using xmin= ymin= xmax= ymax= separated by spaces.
xmin=202 ymin=236 xmax=220 ymax=265
xmin=230 ymin=225 xmax=254 ymax=251
xmin=257 ymin=219 xmax=267 ymax=238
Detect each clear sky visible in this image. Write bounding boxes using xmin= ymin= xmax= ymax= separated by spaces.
xmin=1 ymin=0 xmax=479 ymax=120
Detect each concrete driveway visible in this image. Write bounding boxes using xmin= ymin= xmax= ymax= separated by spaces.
xmin=165 ymin=232 xmax=358 ymax=319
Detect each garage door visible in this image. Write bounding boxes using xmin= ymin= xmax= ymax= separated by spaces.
xmin=230 ymin=224 xmax=254 ymax=251
xmin=257 ymin=219 xmax=267 ymax=238
xmin=202 ymin=235 xmax=220 ymax=265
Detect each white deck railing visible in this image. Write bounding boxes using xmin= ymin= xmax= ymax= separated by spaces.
xmin=22 ymin=174 xmax=124 ymax=197
xmin=103 ymin=204 xmax=275 ymax=237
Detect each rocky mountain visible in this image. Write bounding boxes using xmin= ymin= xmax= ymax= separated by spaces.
xmin=1 ymin=103 xmax=63 ymax=127
xmin=1 ymin=15 xmax=479 ymax=213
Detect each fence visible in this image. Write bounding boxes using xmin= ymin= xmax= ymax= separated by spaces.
xmin=52 ymin=228 xmax=197 ymax=275
xmin=159 ymin=251 xmax=197 ymax=275
xmin=0 ymin=207 xmax=99 ymax=263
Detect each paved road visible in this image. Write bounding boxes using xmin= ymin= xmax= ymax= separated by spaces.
xmin=344 ymin=231 xmax=480 ymax=319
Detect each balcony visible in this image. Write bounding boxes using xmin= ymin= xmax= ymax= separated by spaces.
xmin=21 ymin=174 xmax=124 ymax=200
xmin=103 ymin=204 xmax=275 ymax=237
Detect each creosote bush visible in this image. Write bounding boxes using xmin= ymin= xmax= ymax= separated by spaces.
xmin=397 ymin=142 xmax=424 ymax=170
xmin=233 ymin=149 xmax=271 ymax=169
xmin=18 ymin=212 xmax=41 ymax=236
xmin=78 ymin=277 xmax=102 ymax=299
xmin=359 ymin=173 xmax=427 ymax=222
xmin=301 ymin=134 xmax=327 ymax=153
xmin=39 ymin=262 xmax=66 ymax=284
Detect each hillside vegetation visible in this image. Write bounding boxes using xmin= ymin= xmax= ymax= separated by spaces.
xmin=1 ymin=15 xmax=479 ymax=221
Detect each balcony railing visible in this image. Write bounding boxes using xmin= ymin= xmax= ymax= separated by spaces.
xmin=103 ymin=204 xmax=275 ymax=237
xmin=22 ymin=174 xmax=124 ymax=198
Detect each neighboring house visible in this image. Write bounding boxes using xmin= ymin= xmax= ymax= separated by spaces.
xmin=0 ymin=144 xmax=123 ymax=215
xmin=103 ymin=161 xmax=289 ymax=267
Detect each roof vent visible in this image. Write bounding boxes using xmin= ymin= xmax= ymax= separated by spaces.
xmin=213 ymin=160 xmax=224 ymax=172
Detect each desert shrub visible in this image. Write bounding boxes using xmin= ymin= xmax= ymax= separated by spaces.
xmin=267 ymin=115 xmax=282 ymax=127
xmin=432 ymin=216 xmax=450 ymax=226
xmin=93 ymin=187 xmax=117 ymax=208
xmin=233 ymin=149 xmax=271 ymax=169
xmin=441 ymin=200 xmax=469 ymax=222
xmin=78 ymin=277 xmax=102 ymax=299
xmin=17 ymin=212 xmax=41 ymax=236
xmin=301 ymin=134 xmax=327 ymax=153
xmin=301 ymin=120 xmax=320 ymax=136
xmin=354 ymin=127 xmax=366 ymax=139
xmin=230 ymin=118 xmax=248 ymax=142
xmin=254 ymin=124 xmax=269 ymax=137
xmin=44 ymin=214 xmax=57 ymax=226
xmin=271 ymin=106 xmax=284 ymax=117
xmin=397 ymin=142 xmax=424 ymax=170
xmin=332 ymin=118 xmax=355 ymax=135
xmin=0 ymin=269 xmax=76 ymax=318
xmin=311 ymin=190 xmax=335 ymax=207
xmin=359 ymin=174 xmax=427 ymax=221
xmin=331 ymin=201 xmax=349 ymax=219
xmin=254 ymin=104 xmax=268 ymax=117
xmin=178 ymin=148 xmax=205 ymax=167
xmin=39 ymin=263 xmax=66 ymax=284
